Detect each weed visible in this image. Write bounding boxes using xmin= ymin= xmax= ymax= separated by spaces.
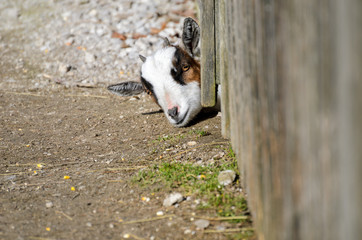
xmin=188 ymin=129 xmax=210 ymax=138
xmin=132 ymin=146 xmax=249 ymax=221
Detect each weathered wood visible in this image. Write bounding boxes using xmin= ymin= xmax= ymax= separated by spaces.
xmin=215 ymin=0 xmax=230 ymax=138
xmin=201 ymin=0 xmax=362 ymax=239
xmin=198 ymin=0 xmax=216 ymax=107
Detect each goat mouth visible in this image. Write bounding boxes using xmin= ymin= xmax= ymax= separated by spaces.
xmin=174 ymin=109 xmax=189 ymax=126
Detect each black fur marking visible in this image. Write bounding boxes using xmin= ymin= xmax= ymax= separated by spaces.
xmin=107 ymin=82 xmax=144 ymax=96
xmin=182 ymin=17 xmax=200 ymax=56
xmin=141 ymin=76 xmax=159 ymax=103
xmin=171 ymin=48 xmax=186 ymax=86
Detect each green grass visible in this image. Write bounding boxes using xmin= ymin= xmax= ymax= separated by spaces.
xmin=133 ymin=145 xmax=250 ymax=221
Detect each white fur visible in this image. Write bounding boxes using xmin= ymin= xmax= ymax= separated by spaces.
xmin=141 ymin=47 xmax=202 ymax=127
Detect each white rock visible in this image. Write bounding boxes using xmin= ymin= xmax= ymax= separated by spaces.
xmin=187 ymin=141 xmax=197 ymax=146
xmin=163 ymin=192 xmax=184 ymax=207
xmin=218 ymin=170 xmax=236 ymax=186
xmin=4 ymin=8 xmax=21 ymax=20
xmin=58 ymin=63 xmax=71 ymax=74
xmin=216 ymin=225 xmax=226 ymax=231
xmin=194 ymin=219 xmax=210 ymax=230
xmin=45 ymin=200 xmax=53 ymax=208
xmin=85 ymin=52 xmax=96 ymax=63
xmin=156 ymin=211 xmax=164 ymax=216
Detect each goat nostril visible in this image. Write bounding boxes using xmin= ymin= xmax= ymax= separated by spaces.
xmin=168 ymin=107 xmax=178 ymax=119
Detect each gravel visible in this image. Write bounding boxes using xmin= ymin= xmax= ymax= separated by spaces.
xmin=0 ymin=0 xmax=196 ymax=88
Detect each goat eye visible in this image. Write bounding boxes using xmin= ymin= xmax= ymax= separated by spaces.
xmin=182 ymin=65 xmax=190 ymax=72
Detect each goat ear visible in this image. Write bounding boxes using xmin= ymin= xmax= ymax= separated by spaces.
xmin=139 ymin=55 xmax=146 ymax=63
xmin=182 ymin=17 xmax=200 ymax=56
xmin=162 ymin=37 xmax=171 ymax=47
xmin=107 ymin=82 xmax=144 ymax=96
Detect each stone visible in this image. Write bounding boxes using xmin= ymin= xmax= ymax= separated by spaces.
xmin=187 ymin=141 xmax=197 ymax=146
xmin=45 ymin=200 xmax=53 ymax=208
xmin=156 ymin=211 xmax=164 ymax=216
xmin=163 ymin=192 xmax=184 ymax=207
xmin=218 ymin=170 xmax=236 ymax=186
xmin=58 ymin=63 xmax=71 ymax=74
xmin=194 ymin=219 xmax=210 ymax=230
xmin=84 ymin=52 xmax=96 ymax=63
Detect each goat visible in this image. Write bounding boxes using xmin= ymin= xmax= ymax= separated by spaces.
xmin=108 ymin=17 xmax=220 ymax=127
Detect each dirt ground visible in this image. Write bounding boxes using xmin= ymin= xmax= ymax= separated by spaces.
xmin=0 ymin=1 xmax=253 ymax=239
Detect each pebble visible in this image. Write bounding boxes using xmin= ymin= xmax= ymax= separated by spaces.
xmin=163 ymin=192 xmax=184 ymax=207
xmin=84 ymin=52 xmax=96 ymax=63
xmin=218 ymin=170 xmax=236 ymax=186
xmin=194 ymin=219 xmax=210 ymax=230
xmin=215 ymin=225 xmax=226 ymax=231
xmin=187 ymin=141 xmax=197 ymax=146
xmin=4 ymin=8 xmax=21 ymax=20
xmin=45 ymin=200 xmax=53 ymax=208
xmin=58 ymin=63 xmax=71 ymax=74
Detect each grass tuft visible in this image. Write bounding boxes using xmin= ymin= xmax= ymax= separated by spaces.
xmin=133 ymin=143 xmax=250 ymax=221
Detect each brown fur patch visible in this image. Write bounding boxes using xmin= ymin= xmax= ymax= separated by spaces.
xmin=172 ymin=46 xmax=200 ymax=84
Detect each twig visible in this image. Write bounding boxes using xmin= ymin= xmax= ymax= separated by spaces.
xmin=29 ymin=237 xmax=53 ymax=240
xmin=4 ymin=91 xmax=45 ymax=97
xmin=192 ymin=215 xmax=249 ymax=221
xmin=0 ymin=172 xmax=25 ymax=176
xmin=65 ymin=94 xmax=108 ymax=99
xmin=120 ymin=214 xmax=175 ymax=225
xmin=106 ymin=166 xmax=146 ymax=171
xmin=55 ymin=210 xmax=73 ymax=221
xmin=107 ymin=179 xmax=123 ymax=183
xmin=156 ymin=141 xmax=230 ymax=162
xmin=124 ymin=234 xmax=146 ymax=240
xmin=7 ymin=163 xmax=46 ymax=167
xmin=204 ymin=227 xmax=254 ymax=233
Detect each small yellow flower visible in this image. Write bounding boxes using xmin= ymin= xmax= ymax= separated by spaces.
xmin=64 ymin=176 xmax=70 ymax=179
xmin=46 ymin=227 xmax=51 ymax=231
xmin=197 ymin=174 xmax=206 ymax=180
xmin=26 ymin=144 xmax=30 ymax=147
xmin=37 ymin=164 xmax=43 ymax=169
xmin=141 ymin=197 xmax=150 ymax=202
xmin=71 ymin=187 xmax=75 ymax=191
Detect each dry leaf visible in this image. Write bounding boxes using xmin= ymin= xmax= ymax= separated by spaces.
xmin=111 ymin=31 xmax=127 ymax=40
xmin=150 ymin=21 xmax=168 ymax=35
xmin=132 ymin=33 xmax=147 ymax=39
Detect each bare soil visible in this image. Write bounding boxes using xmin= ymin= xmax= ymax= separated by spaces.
xmin=0 ymin=1 xmax=253 ymax=239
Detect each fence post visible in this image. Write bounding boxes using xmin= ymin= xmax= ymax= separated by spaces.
xmin=198 ymin=0 xmax=216 ymax=107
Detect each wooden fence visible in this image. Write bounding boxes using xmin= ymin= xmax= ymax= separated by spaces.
xmin=198 ymin=0 xmax=362 ymax=239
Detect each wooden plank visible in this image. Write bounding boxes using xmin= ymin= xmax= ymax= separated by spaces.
xmin=219 ymin=0 xmax=362 ymax=239
xmin=336 ymin=0 xmax=362 ymax=239
xmin=198 ymin=0 xmax=216 ymax=107
xmin=215 ymin=0 xmax=230 ymax=138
